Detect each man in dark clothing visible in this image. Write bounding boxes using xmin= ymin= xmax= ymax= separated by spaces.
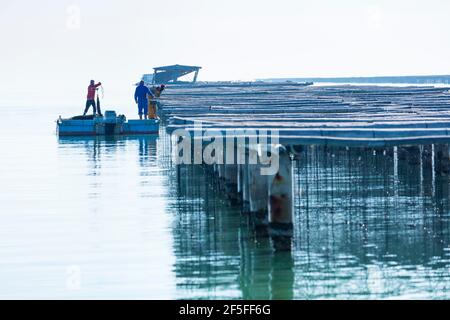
xmin=135 ymin=80 xmax=154 ymax=120
xmin=83 ymin=80 xmax=102 ymax=116
xmin=150 ymin=84 xmax=166 ymax=98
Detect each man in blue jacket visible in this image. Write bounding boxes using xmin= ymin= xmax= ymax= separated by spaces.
xmin=134 ymin=81 xmax=154 ymax=119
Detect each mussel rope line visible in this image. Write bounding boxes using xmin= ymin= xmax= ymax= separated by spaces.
xmin=95 ymin=86 xmax=104 ymax=101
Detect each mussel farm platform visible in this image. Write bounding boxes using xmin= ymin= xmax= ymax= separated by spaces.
xmin=162 ymin=83 xmax=450 ymax=147
xmin=159 ymin=83 xmax=450 ymax=249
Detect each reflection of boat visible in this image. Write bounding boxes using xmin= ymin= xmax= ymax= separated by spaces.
xmin=56 ymin=110 xmax=159 ymax=136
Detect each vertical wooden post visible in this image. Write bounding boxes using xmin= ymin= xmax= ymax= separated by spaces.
xmin=237 ymin=163 xmax=243 ymax=204
xmin=217 ymin=164 xmax=225 ymax=190
xmin=398 ymin=146 xmax=420 ymax=165
xmin=420 ymin=145 xmax=433 ymax=196
xmin=407 ymin=146 xmax=421 ymax=166
xmin=434 ymin=144 xmax=450 ymax=176
xmin=248 ymin=163 xmax=269 ymax=228
xmin=397 ymin=146 xmax=408 ymax=162
xmin=268 ymin=146 xmax=293 ymax=250
xmin=242 ymin=163 xmax=250 ymax=213
xmin=225 ymin=164 xmax=239 ymax=204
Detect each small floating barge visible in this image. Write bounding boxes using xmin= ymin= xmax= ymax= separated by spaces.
xmin=57 ymin=110 xmax=159 ymax=136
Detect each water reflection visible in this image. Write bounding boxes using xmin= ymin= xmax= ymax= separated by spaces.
xmin=172 ymin=144 xmax=450 ymax=299
xmin=294 ymin=145 xmax=450 ymax=299
xmin=53 ymin=134 xmax=450 ymax=299
xmin=168 ymin=164 xmax=296 ymax=299
xmin=0 ymin=129 xmax=177 ymax=299
xmin=58 ymin=136 xmax=159 ymax=199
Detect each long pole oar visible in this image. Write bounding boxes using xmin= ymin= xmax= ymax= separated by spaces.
xmin=96 ymin=86 xmax=103 ymax=117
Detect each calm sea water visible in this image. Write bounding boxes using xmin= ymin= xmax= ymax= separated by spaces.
xmin=0 ymin=106 xmax=450 ymax=299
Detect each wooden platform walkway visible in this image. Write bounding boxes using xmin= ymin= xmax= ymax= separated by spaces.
xmin=159 ymin=83 xmax=450 ymax=250
xmin=161 ymin=83 xmax=450 ymax=146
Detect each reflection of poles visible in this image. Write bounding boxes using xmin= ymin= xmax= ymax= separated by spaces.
xmin=239 ymin=233 xmax=272 ymax=300
xmin=270 ymin=251 xmax=294 ymax=300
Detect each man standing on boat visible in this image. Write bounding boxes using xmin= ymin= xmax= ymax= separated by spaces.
xmin=151 ymin=84 xmax=166 ymax=98
xmin=83 ymin=80 xmax=102 ymax=116
xmin=135 ymin=80 xmax=154 ymax=120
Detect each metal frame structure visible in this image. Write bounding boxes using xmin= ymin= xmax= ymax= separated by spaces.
xmin=149 ymin=64 xmax=202 ymax=85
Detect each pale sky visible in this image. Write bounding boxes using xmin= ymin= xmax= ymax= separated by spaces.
xmin=1 ymin=0 xmax=450 ymax=107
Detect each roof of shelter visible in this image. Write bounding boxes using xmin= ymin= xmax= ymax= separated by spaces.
xmin=153 ymin=64 xmax=202 ymax=72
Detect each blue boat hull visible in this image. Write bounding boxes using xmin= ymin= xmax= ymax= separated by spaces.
xmin=57 ymin=117 xmax=159 ymax=136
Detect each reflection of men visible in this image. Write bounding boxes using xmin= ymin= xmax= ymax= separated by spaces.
xmin=83 ymin=80 xmax=102 ymax=116
xmin=134 ymin=81 xmax=153 ymax=120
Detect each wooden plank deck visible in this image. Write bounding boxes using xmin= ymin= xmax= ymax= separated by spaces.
xmin=159 ymin=83 xmax=450 ymax=146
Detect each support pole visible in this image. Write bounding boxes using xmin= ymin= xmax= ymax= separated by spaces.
xmin=268 ymin=146 xmax=293 ymax=250
xmin=218 ymin=164 xmax=226 ymax=191
xmin=225 ymin=164 xmax=239 ymax=204
xmin=249 ymin=164 xmax=269 ymax=229
xmin=193 ymin=70 xmax=199 ymax=83
xmin=420 ymin=145 xmax=433 ymax=195
xmin=434 ymin=144 xmax=450 ymax=176
xmin=237 ymin=164 xmax=243 ymax=204
xmin=242 ymin=163 xmax=250 ymax=213
xmin=407 ymin=146 xmax=421 ymax=166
